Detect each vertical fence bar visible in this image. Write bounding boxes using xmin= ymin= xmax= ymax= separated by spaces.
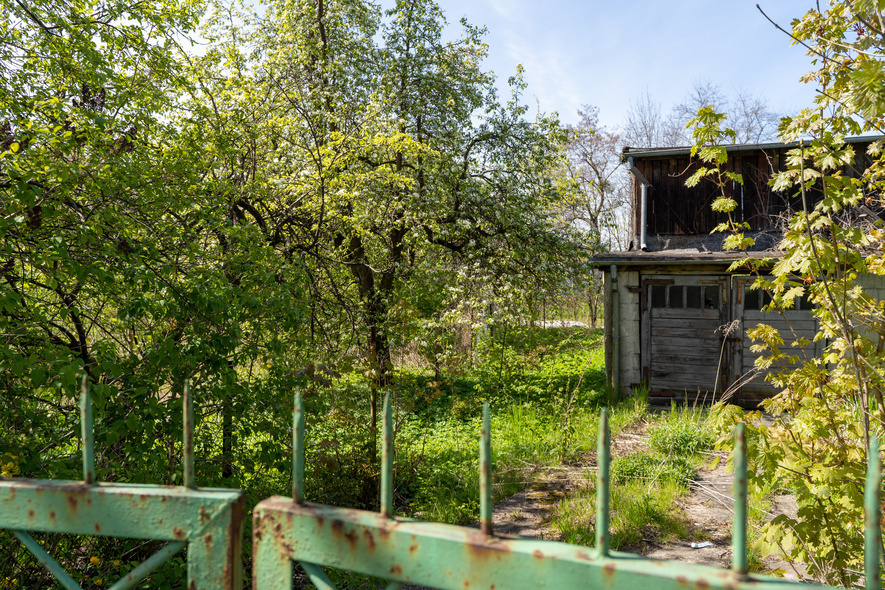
xmin=80 ymin=375 xmax=94 ymax=484
xmin=733 ymin=422 xmax=748 ymax=575
xmin=183 ymin=379 xmax=195 ymax=489
xmin=381 ymin=394 xmax=394 ymax=518
xmin=596 ymin=408 xmax=610 ymax=557
xmin=293 ymin=389 xmax=305 ymax=505
xmin=866 ymin=435 xmax=881 ymax=590
xmin=480 ymin=401 xmax=492 ymax=535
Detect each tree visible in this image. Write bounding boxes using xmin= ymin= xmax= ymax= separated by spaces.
xmin=563 ymin=105 xmax=629 ymax=250
xmin=562 ymin=105 xmax=630 ymax=324
xmin=670 ymin=79 xmax=729 ymax=144
xmin=624 ymin=81 xmax=781 ymax=148
xmin=622 ymin=89 xmax=684 ymax=148
xmin=729 ymin=90 xmax=783 ymax=143
xmin=0 ymin=0 xmax=311 ymax=493
xmin=203 ymin=0 xmax=585 ymax=468
xmin=700 ymin=2 xmax=885 ymax=583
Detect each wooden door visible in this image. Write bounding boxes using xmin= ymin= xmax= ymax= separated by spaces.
xmin=642 ymin=275 xmax=729 ymax=400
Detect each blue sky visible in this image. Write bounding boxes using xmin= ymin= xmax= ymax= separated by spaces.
xmin=387 ymin=1 xmax=821 ymax=130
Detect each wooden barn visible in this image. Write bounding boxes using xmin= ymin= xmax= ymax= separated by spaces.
xmin=593 ymin=137 xmax=884 ymax=407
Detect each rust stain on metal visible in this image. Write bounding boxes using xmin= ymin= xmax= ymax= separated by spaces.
xmin=225 ymin=494 xmax=245 ymax=588
xmin=576 ymin=550 xmax=591 ymax=561
xmin=695 ymin=579 xmax=710 ymax=590
xmin=409 ymin=543 xmax=418 ymax=554
xmin=49 ymin=510 xmax=56 ymax=522
xmin=532 ymin=550 xmax=544 ymax=559
xmin=603 ymin=562 xmax=616 ymax=577
xmin=174 ymin=527 xmax=186 ymax=540
xmin=66 ymin=495 xmax=78 ymax=512
xmin=204 ymin=532 xmax=213 ymax=552
xmin=199 ymin=505 xmax=211 ymax=523
xmin=330 ymin=520 xmax=359 ymax=549
xmin=390 ymin=564 xmax=402 ymax=575
xmin=27 ymin=509 xmax=34 ymax=520
xmin=465 ymin=532 xmax=509 ymax=561
xmin=344 ymin=529 xmax=358 ymax=547
xmin=94 ymin=522 xmax=100 ymax=533
xmin=362 ymin=529 xmax=376 ymax=551
xmin=677 ymin=575 xmax=689 ymax=585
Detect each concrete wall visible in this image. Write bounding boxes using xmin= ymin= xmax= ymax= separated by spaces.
xmin=619 ymin=270 xmax=641 ymax=389
xmin=603 ymin=267 xmax=641 ymax=396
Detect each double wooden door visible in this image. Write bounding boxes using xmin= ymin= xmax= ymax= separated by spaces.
xmin=641 ymin=274 xmax=818 ymax=403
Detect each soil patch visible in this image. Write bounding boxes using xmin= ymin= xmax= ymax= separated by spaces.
xmin=641 ymin=455 xmax=806 ymax=581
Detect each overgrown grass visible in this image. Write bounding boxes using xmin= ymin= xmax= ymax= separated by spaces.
xmin=391 ymin=327 xmax=610 ymax=524
xmin=648 ymin=404 xmax=716 ymax=457
xmin=552 ymin=478 xmax=692 ymax=549
xmin=548 ymin=400 xmax=718 ymax=553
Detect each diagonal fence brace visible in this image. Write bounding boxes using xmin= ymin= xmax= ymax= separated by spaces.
xmin=0 ymin=379 xmax=244 ymax=589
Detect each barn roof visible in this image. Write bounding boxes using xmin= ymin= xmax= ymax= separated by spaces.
xmin=590 ymin=249 xmax=778 ymax=266
xmin=620 ymin=134 xmax=883 ymax=161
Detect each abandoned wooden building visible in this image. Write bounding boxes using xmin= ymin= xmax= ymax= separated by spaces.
xmin=593 ymin=137 xmax=885 ymax=407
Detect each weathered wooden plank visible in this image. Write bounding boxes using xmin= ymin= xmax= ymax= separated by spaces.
xmin=651 ymin=308 xmax=721 ymax=320
xmin=743 ymin=312 xmax=816 ymax=324
xmin=652 ymin=364 xmax=721 ymax=378
xmin=652 ymin=382 xmax=719 ymax=394
xmin=742 ymin=340 xmax=817 ymax=353
xmin=651 ymin=326 xmax=721 ymax=339
xmin=652 ymin=352 xmax=722 ymax=369
xmin=651 ymin=335 xmax=722 ymax=349
xmin=652 ymin=377 xmax=720 ymax=391
xmin=652 ymin=366 xmax=721 ymax=383
xmin=743 ymin=354 xmax=814 ymax=371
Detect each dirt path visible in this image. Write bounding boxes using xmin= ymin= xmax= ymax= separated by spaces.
xmin=490 ymin=464 xmax=590 ymax=539
xmin=488 ymin=423 xmax=812 ymax=582
xmin=643 ymin=456 xmax=807 ymax=581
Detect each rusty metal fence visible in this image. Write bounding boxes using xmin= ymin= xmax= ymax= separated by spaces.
xmin=1 ymin=384 xmax=882 ymax=589
xmin=0 ymin=379 xmax=243 ymax=589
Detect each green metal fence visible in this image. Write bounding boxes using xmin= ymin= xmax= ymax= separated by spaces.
xmin=2 ymin=384 xmax=883 ymax=589
xmin=0 ymin=379 xmax=244 ymax=589
xmin=251 ymin=394 xmax=857 ymax=590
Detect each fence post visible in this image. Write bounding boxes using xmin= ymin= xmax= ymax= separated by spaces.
xmin=596 ymin=408 xmax=610 ymax=556
xmin=732 ymin=423 xmax=748 ymax=575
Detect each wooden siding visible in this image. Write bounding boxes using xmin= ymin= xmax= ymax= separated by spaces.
xmin=649 ymin=308 xmax=722 ymax=393
xmin=634 ymin=153 xmax=788 ymax=236
xmin=738 ymin=311 xmax=818 ymax=395
xmin=619 ymin=270 xmax=641 ymax=388
xmin=629 ymin=141 xmax=879 ymax=237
